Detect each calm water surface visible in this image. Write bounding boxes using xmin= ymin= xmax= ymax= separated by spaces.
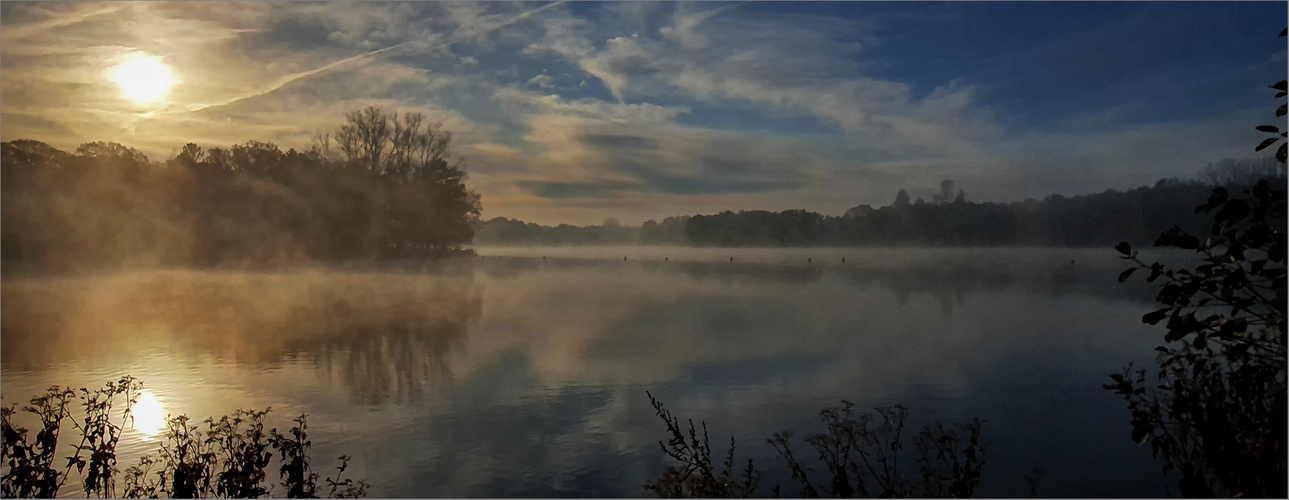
xmin=1 ymin=247 xmax=1187 ymax=497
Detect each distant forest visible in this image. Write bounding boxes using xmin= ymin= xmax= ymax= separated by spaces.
xmin=5 ymin=118 xmax=1283 ymax=271
xmin=475 ymin=157 xmax=1286 ymax=248
xmin=1 ymin=107 xmax=480 ymax=272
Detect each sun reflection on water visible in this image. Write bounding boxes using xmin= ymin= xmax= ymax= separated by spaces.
xmin=131 ymin=391 xmax=167 ymax=440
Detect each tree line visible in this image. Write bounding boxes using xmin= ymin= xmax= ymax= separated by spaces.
xmin=474 ymin=157 xmax=1285 ymax=248
xmin=0 ymin=107 xmax=481 ymax=272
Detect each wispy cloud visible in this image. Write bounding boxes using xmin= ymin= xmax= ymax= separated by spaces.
xmin=152 ymin=1 xmax=570 ymax=117
xmin=0 ymin=1 xmax=1280 ymax=225
xmin=0 ymin=3 xmax=120 ymax=42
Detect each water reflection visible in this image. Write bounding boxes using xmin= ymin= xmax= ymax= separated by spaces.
xmin=1 ymin=249 xmax=1182 ymax=497
xmin=1 ymin=266 xmax=482 ymax=405
xmin=132 ymin=390 xmax=167 ymax=440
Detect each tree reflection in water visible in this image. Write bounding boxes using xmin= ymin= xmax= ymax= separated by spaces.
xmin=0 ymin=266 xmax=483 ymax=404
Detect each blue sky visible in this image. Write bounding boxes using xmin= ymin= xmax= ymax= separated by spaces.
xmin=1 ymin=1 xmax=1285 ymax=225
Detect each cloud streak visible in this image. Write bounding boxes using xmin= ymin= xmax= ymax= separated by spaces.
xmin=0 ymin=4 xmax=120 ymax=42
xmin=159 ymin=1 xmax=570 ymax=117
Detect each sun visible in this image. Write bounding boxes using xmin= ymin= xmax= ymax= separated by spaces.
xmin=112 ymin=55 xmax=173 ymax=103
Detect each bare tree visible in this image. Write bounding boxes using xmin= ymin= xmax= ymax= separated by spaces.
xmin=334 ymin=107 xmax=391 ymax=172
xmin=310 ymin=131 xmax=335 ymax=161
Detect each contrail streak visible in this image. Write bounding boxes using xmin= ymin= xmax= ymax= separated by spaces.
xmin=166 ymin=0 xmax=569 ymax=116
xmin=0 ymin=5 xmax=120 ymax=41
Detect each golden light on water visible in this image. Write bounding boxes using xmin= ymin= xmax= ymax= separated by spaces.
xmin=111 ymin=55 xmax=173 ymax=103
xmin=131 ymin=391 xmax=167 ymax=440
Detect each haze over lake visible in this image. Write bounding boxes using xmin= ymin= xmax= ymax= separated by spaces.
xmin=1 ymin=0 xmax=1284 ymax=496
xmin=2 ymin=247 xmax=1188 ymax=497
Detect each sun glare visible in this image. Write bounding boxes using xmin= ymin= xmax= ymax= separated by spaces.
xmin=131 ymin=391 xmax=168 ymax=440
xmin=112 ymin=55 xmax=173 ymax=103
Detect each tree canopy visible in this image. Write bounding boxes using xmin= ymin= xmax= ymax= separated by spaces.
xmin=1 ymin=106 xmax=481 ymax=272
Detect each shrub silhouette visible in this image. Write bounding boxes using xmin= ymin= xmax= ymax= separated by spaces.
xmin=644 ymin=393 xmax=984 ymax=498
xmin=1 ymin=377 xmax=367 ymax=498
xmin=644 ymin=392 xmax=760 ymax=498
xmin=1108 ymin=32 xmax=1288 ymax=496
xmin=1110 ymin=179 xmax=1287 ymax=497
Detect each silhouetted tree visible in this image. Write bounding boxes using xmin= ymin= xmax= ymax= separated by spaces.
xmin=933 ymin=180 xmax=962 ymax=205
xmin=894 ymin=189 xmax=911 ymax=208
xmin=0 ymin=107 xmax=481 ymax=271
xmin=1198 ymin=157 xmax=1285 ymax=187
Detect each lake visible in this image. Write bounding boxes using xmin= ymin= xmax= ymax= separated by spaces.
xmin=0 ymin=246 xmax=1188 ymax=497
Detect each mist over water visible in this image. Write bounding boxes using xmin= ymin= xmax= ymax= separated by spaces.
xmin=1 ymin=247 xmax=1187 ymax=497
xmin=0 ymin=1 xmax=1282 ymax=496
